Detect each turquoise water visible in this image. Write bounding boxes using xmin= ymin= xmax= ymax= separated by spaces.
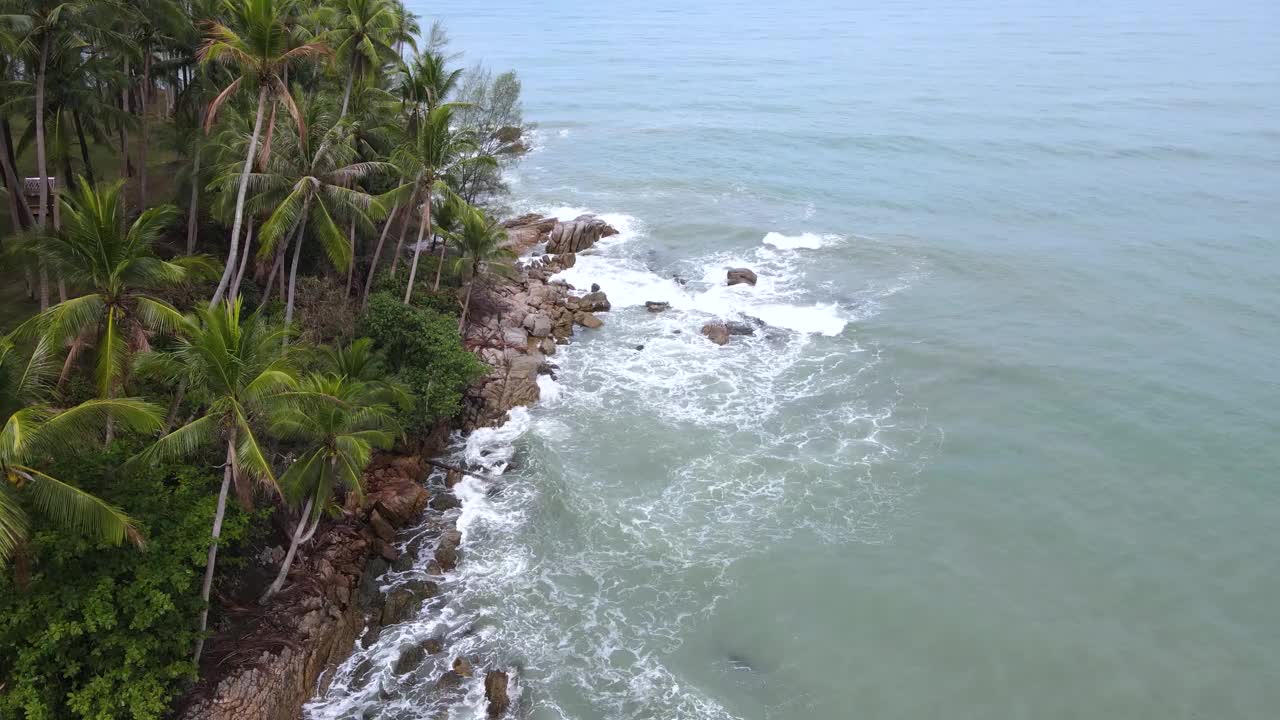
xmin=309 ymin=1 xmax=1280 ymax=717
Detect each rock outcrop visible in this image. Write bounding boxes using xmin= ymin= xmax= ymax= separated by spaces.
xmin=546 ymin=215 xmax=618 ymax=254
xmin=486 ymin=670 xmax=511 ymax=717
xmin=177 ymin=456 xmax=430 ymax=720
xmin=727 ymin=268 xmax=758 ymax=286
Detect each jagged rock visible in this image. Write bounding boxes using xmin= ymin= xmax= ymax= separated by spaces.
xmin=494 ymin=125 xmax=523 ymax=143
xmin=591 ymin=283 xmax=600 ymax=292
xmin=502 ymin=327 xmax=529 ymax=350
xmin=452 ymin=657 xmax=474 ymax=677
xmin=376 ymin=540 xmax=399 ymax=562
xmin=574 ymin=312 xmax=604 ymax=329
xmin=486 ymin=670 xmax=511 ymax=717
xmin=423 ymin=638 xmax=444 ymax=655
xmin=369 ymin=510 xmax=396 ymax=543
xmin=523 ymin=313 xmax=552 ymax=337
xmin=701 ymin=322 xmax=730 ymax=345
xmin=381 ymin=589 xmax=416 ymax=626
xmin=394 ymin=644 xmax=426 ymax=675
xmin=724 ymin=321 xmax=755 ymax=336
xmin=546 ymin=215 xmax=618 ymax=254
xmin=727 ymin=268 xmax=758 ymax=286
xmin=436 ymin=671 xmax=465 ymax=691
xmin=645 ymin=301 xmax=670 ymax=313
xmin=634 ymin=344 xmax=645 ymax=351
xmin=430 ymin=492 xmax=461 ymax=511
xmin=435 ymin=529 xmax=462 ymax=571
xmin=445 ymin=469 xmax=463 ymax=488
xmin=539 ymin=338 xmax=557 ymax=355
xmin=580 ymin=291 xmax=611 ymax=312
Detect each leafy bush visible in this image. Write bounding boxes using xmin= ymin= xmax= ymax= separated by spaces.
xmin=0 ymin=449 xmax=255 ymax=720
xmin=361 ymin=290 xmax=485 ymax=435
xmin=292 ymin=275 xmax=358 ymax=345
xmin=370 ymin=263 xmax=460 ymax=316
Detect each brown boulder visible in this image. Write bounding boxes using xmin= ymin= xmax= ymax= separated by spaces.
xmin=645 ymin=301 xmax=670 ymax=313
xmin=452 ymin=656 xmax=474 ymax=677
xmin=546 ymin=215 xmax=618 ymax=254
xmin=579 ymin=291 xmax=611 ymax=312
xmin=701 ymin=322 xmax=730 ymax=345
xmin=485 ymin=670 xmax=511 ymax=717
xmin=727 ymin=268 xmax=758 ymax=286
xmin=369 ymin=510 xmax=396 ymax=543
xmin=574 ymin=312 xmax=604 ymax=329
xmin=435 ymin=529 xmax=463 ymax=571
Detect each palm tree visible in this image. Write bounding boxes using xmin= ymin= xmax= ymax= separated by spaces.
xmin=246 ymin=95 xmax=391 ymax=329
xmin=323 ymin=0 xmax=398 ymax=120
xmin=0 ymin=337 xmax=161 ymax=569
xmin=387 ymin=0 xmax=418 ymax=59
xmin=390 ymin=102 xmax=491 ymax=304
xmin=198 ymin=0 xmax=328 ymax=307
xmin=126 ymin=299 xmax=296 ymax=664
xmin=448 ymin=205 xmax=515 ymax=332
xmin=17 ymin=181 xmax=214 ymax=426
xmin=259 ymin=371 xmax=397 ymax=602
xmin=319 ymin=336 xmax=408 ymax=405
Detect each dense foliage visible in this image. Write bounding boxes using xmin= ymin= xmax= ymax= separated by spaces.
xmin=361 ymin=289 xmax=485 ymax=434
xmin=0 ymin=0 xmax=528 ymax=714
xmin=0 ymin=450 xmax=256 ymax=719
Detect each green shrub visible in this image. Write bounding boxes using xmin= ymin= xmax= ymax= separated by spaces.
xmin=0 ymin=448 xmax=255 ymax=720
xmin=370 ymin=264 xmax=461 ymax=316
xmin=361 ymin=290 xmax=485 ymax=435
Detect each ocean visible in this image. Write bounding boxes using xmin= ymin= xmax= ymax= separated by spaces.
xmin=306 ymin=1 xmax=1280 ymax=717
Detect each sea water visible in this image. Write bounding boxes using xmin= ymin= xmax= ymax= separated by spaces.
xmin=307 ymin=1 xmax=1280 ymax=717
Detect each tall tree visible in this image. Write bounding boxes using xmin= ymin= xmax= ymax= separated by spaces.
xmin=447 ymin=204 xmax=515 ymax=332
xmin=390 ymin=102 xmax=489 ymax=304
xmin=126 ymin=299 xmax=296 ymax=664
xmin=16 ymin=180 xmax=214 ymax=438
xmin=322 ymin=0 xmax=398 ymax=120
xmin=259 ymin=371 xmax=396 ymax=602
xmin=1 ymin=337 xmax=160 ymax=569
xmin=198 ymin=0 xmax=327 ymax=307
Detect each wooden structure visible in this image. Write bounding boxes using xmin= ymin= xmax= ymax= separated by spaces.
xmin=23 ymin=177 xmax=56 ymax=216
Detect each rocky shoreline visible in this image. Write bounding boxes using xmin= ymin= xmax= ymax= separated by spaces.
xmin=176 ymin=213 xmax=620 ymax=720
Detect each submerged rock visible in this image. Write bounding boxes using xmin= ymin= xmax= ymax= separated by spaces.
xmin=435 ymin=529 xmax=462 ymax=571
xmin=701 ymin=322 xmax=730 ymax=346
xmin=727 ymin=268 xmax=758 ymax=286
xmin=485 ymin=670 xmax=511 ymax=717
xmin=724 ymin=321 xmax=755 ymax=336
xmin=574 ymin=312 xmax=604 ymax=329
xmin=645 ymin=301 xmax=670 ymax=313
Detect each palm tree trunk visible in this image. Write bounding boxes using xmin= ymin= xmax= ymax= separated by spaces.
xmin=35 ymin=34 xmax=52 ymax=312
xmin=284 ymin=224 xmax=307 ymax=333
xmin=361 ymin=203 xmax=400 ymax=308
xmin=459 ymin=276 xmax=475 ymax=333
xmin=193 ymin=434 xmax=236 ymax=666
xmin=431 ymin=234 xmax=448 ymax=291
xmin=185 ymin=149 xmax=202 ymax=254
xmin=403 ymin=191 xmax=431 ymax=304
xmin=259 ymin=494 xmax=315 ymax=604
xmin=339 ymin=68 xmax=354 ymax=120
xmin=345 ymin=221 xmax=356 ymax=298
xmin=388 ymin=198 xmax=413 ymax=276
xmin=120 ymin=58 xmax=131 ymax=181
xmin=163 ymin=379 xmax=186 ymax=433
xmin=73 ymin=110 xmax=95 ymax=186
xmin=230 ymin=221 xmax=254 ymax=300
xmin=0 ymin=117 xmax=30 ymax=234
xmin=139 ymin=50 xmax=151 ymax=206
xmin=210 ymin=85 xmax=269 ymax=308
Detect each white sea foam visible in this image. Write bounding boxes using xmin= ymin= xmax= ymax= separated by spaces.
xmin=305 ymin=198 xmax=926 ymax=720
xmin=761 ymin=231 xmax=836 ymax=250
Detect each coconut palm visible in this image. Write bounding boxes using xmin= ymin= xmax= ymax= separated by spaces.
xmin=448 ymin=205 xmax=515 ymax=332
xmin=126 ymin=298 xmax=297 ymax=663
xmin=259 ymin=371 xmax=397 ymax=602
xmin=244 ymin=94 xmax=392 ymax=329
xmin=322 ymin=0 xmax=399 ymax=120
xmin=390 ymin=102 xmax=491 ymax=303
xmin=0 ymin=337 xmax=161 ymax=569
xmin=387 ymin=0 xmax=418 ymax=59
xmin=319 ymin=336 xmax=408 ymax=405
xmin=16 ymin=180 xmax=215 ymax=443
xmin=198 ymin=0 xmax=328 ymax=307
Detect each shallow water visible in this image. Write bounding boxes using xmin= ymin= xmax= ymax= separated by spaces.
xmin=307 ymin=1 xmax=1280 ymax=717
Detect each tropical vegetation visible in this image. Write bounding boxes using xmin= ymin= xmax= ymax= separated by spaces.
xmin=0 ymin=0 xmax=528 ymax=715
